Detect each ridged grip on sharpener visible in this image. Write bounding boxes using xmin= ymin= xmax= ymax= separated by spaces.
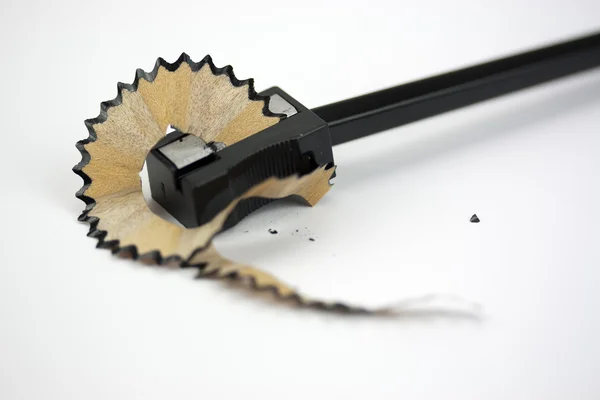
xmin=222 ymin=140 xmax=316 ymax=229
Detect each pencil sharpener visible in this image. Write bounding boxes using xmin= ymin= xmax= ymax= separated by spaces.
xmin=146 ymin=87 xmax=335 ymax=229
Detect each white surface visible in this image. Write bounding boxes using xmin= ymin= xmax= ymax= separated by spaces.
xmin=1 ymin=0 xmax=600 ymax=399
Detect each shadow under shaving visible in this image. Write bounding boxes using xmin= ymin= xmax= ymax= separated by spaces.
xmin=204 ymin=274 xmax=482 ymax=322
xmin=340 ymin=70 xmax=600 ymax=185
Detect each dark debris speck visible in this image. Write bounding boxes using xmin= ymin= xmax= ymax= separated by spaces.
xmin=309 ymin=238 xmax=315 ymax=242
xmin=268 ymin=229 xmax=278 ymax=234
xmin=470 ymin=214 xmax=480 ymax=223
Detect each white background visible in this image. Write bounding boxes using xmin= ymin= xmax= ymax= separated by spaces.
xmin=1 ymin=0 xmax=600 ymax=398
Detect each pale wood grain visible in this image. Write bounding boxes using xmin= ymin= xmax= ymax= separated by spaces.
xmin=81 ymin=58 xmax=357 ymax=311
